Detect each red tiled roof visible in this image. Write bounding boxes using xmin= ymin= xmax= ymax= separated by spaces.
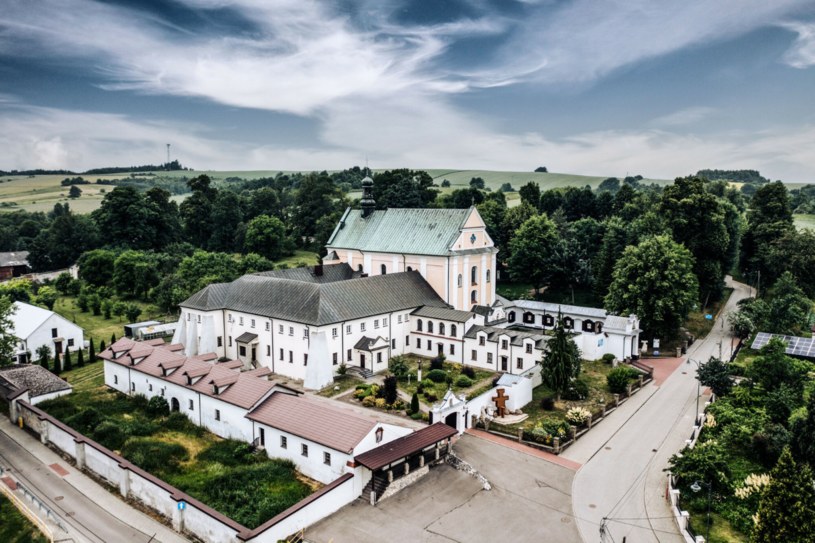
xmin=354 ymin=423 xmax=456 ymax=471
xmin=247 ymin=392 xmax=376 ymax=453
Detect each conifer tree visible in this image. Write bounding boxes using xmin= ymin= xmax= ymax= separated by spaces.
xmin=63 ymin=349 xmax=72 ymax=372
xmin=541 ymin=314 xmax=581 ymax=400
xmin=52 ymin=352 xmax=61 ymax=375
xmin=89 ymin=338 xmax=95 ymax=363
xmin=99 ymin=340 xmax=106 ymax=352
xmin=752 ymin=448 xmax=815 ymax=543
xmin=77 ymin=348 xmax=85 ymax=368
xmin=410 ymin=392 xmax=420 ymax=415
xmin=110 ymin=333 xmax=116 ymax=345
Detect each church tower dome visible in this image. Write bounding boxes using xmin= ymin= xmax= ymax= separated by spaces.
xmin=360 ymin=174 xmax=376 ymax=218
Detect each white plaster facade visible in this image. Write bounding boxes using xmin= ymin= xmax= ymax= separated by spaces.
xmin=8 ymin=302 xmax=85 ymax=364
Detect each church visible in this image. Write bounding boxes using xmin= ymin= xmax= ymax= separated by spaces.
xmin=172 ymin=175 xmax=640 ymax=390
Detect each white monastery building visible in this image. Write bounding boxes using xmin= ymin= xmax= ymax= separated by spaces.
xmin=8 ymin=301 xmax=85 ymax=364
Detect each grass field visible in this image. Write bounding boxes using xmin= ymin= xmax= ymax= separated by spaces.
xmin=0 ymin=494 xmax=47 ymax=543
xmin=794 ymin=213 xmax=815 ymax=231
xmin=52 ymin=296 xmax=172 ymax=347
xmin=42 ymin=364 xmax=315 ymax=529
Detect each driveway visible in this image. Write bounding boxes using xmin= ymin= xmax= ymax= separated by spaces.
xmin=307 ymin=432 xmax=582 ymax=542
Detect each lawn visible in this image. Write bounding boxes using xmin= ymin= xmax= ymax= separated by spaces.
xmin=316 ymin=373 xmax=364 ymax=398
xmin=0 ymin=494 xmax=48 ymax=543
xmin=685 ymin=288 xmax=735 ymax=341
xmin=794 ymin=213 xmax=815 ymax=231
xmin=395 ymin=357 xmax=497 ymax=406
xmin=274 ymin=250 xmax=320 ymax=268
xmin=53 ymin=296 xmax=172 ymax=347
xmin=39 ymin=365 xmax=315 ymax=529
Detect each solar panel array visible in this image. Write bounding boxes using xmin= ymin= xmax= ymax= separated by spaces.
xmin=751 ymin=332 xmax=815 ymax=359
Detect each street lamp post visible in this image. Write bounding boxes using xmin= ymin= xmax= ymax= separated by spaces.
xmin=691 ymin=480 xmax=712 ymax=542
xmin=688 ymin=359 xmax=702 ymax=425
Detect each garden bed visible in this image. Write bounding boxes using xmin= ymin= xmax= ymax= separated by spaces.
xmin=316 ymin=373 xmax=364 ymax=398
xmin=38 ymin=365 xmax=316 ymax=529
xmin=392 ymin=356 xmax=497 ymax=406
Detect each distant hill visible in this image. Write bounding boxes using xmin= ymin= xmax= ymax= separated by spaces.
xmin=422 ymin=169 xmax=671 ymax=191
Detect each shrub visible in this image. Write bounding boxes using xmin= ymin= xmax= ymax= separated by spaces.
xmin=607 ymin=366 xmax=638 ymax=394
xmin=421 ymin=378 xmax=434 ymax=389
xmin=121 ymin=417 xmax=159 ymax=437
xmin=602 ymin=353 xmax=616 ymax=364
xmin=121 ymin=438 xmax=189 ymax=476
xmin=164 ymin=412 xmax=195 ymax=432
xmin=455 ymin=375 xmax=473 ymax=388
xmin=410 ymin=392 xmax=420 ymax=414
xmin=131 ymin=393 xmax=149 ymax=410
xmin=417 ymin=382 xmax=424 ymax=394
xmin=65 ymin=408 xmax=103 ymax=434
xmin=146 ymin=395 xmax=170 ymax=418
xmin=410 ymin=412 xmax=423 ymax=420
xmin=374 ymin=398 xmax=386 ymax=409
xmin=461 ymin=366 xmax=476 ymax=379
xmin=383 ymin=375 xmax=398 ymax=405
xmin=362 ymin=395 xmax=376 ymax=407
xmin=198 ymin=440 xmax=260 ymax=467
xmin=430 ymin=356 xmax=445 ymax=371
xmin=388 ymin=356 xmax=410 ymax=379
xmin=424 ymin=392 xmax=438 ymax=402
xmin=92 ymin=420 xmax=126 ymax=450
xmin=565 ymin=407 xmax=592 ymax=426
xmin=337 ymin=363 xmax=347 ymax=376
xmin=563 ymin=378 xmax=590 ymax=401
xmin=427 ymin=369 xmax=447 ymax=383
xmin=540 ymin=396 xmax=556 ymax=411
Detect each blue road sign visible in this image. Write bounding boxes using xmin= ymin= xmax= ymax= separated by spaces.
xmin=705 ymin=314 xmax=713 ymax=320
xmin=178 ymin=501 xmax=186 ymax=511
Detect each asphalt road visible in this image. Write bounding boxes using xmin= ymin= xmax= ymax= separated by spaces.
xmin=0 ymin=416 xmax=187 ymax=543
xmin=569 ymin=277 xmax=751 ymax=543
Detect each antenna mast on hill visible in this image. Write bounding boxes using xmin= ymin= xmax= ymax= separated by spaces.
xmin=166 ymin=143 xmax=171 ymax=166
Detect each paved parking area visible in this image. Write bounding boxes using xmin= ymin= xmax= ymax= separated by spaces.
xmin=307 ymin=432 xmax=581 ymax=542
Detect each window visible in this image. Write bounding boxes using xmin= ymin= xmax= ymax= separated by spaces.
xmin=333 ymin=353 xmax=338 ymax=365
xmin=427 ymin=340 xmax=432 ymax=350
xmin=382 ymin=319 xmax=387 ymax=328
xmin=508 ymin=311 xmax=516 ymax=323
xmin=471 ymin=350 xmax=477 ymax=361
xmin=346 ymin=325 xmax=351 ymax=335
xmin=406 ymin=266 xmax=413 ymax=272
xmin=324 ymin=452 xmax=331 ymax=466
xmin=439 ymin=323 xmax=445 ymax=335
xmin=427 ymin=321 xmax=434 ymax=334
xmin=377 ymin=352 xmax=382 ymax=363
xmin=131 ymin=383 xmax=135 ymax=392
xmin=304 ymin=354 xmax=308 ymax=366
xmin=517 ymin=358 xmax=523 ymax=370
xmin=239 ymin=345 xmax=246 ymax=357
xmin=189 ymin=399 xmax=194 ymax=411
xmin=375 ymin=427 xmax=384 ymax=443
xmin=380 ymin=264 xmax=387 ymax=275
xmin=215 ymin=409 xmax=221 ymax=421
xmin=374 ymin=320 xmax=379 ymax=329
xmin=450 ymin=324 xmax=457 ymax=337
xmin=486 ymin=269 xmax=491 ymax=283
xmin=278 ymin=324 xmax=284 ymax=334
xmin=265 ymin=322 xmax=270 ymax=331
xmin=471 ymin=265 xmax=478 ymax=284
xmin=471 ymin=290 xmax=478 ymax=303
xmin=405 ymin=336 xmax=409 ymax=346
xmin=301 ymin=444 xmax=308 ymax=457
xmin=280 ymin=435 xmax=287 ymax=449
xmin=259 ymin=428 xmax=265 ymax=447
xmin=391 ymin=339 xmax=396 ymax=349
xmin=416 ymin=338 xmax=421 ymax=348
xmin=197 ymin=315 xmax=201 ymax=324
xmin=67 ymin=338 xmax=74 ymax=347
xmin=51 ymin=328 xmax=58 ymax=338
xmin=449 ymin=344 xmax=455 ymax=355
xmin=526 ymin=344 xmax=533 ymax=354
xmin=289 ymin=351 xmax=293 ymax=363
xmin=239 ymin=317 xmax=244 ymax=325
xmin=347 ymin=349 xmax=352 ymax=361
xmin=564 ymin=317 xmax=574 ymax=329
xmin=279 ymin=348 xmax=284 ymax=360
xmin=479 ymin=336 xmax=485 ymax=346
xmin=160 ymin=388 xmax=164 ymax=397
xmin=304 ymin=328 xmax=309 ymax=338
xmin=148 ymin=384 xmax=153 ymax=392
xmin=397 ymin=315 xmax=402 ymax=324
xmin=251 ymin=319 xmax=255 ymax=328
xmin=332 ymin=328 xmax=338 ymax=338
xmin=487 ymin=353 xmax=493 ymax=364
xmin=229 ymin=336 xmax=233 ymax=347
xmin=457 ymin=274 xmax=462 ymax=287
xmin=360 ymin=323 xmax=366 ymax=332
xmin=187 ymin=313 xmax=191 ymax=321
xmin=288 ymin=327 xmax=294 ymax=336
xmin=217 ymin=336 xmax=223 ymax=347
xmin=523 ymin=312 xmax=535 ymax=324
xmin=114 ymin=375 xmax=118 ymax=384
xmin=267 ymin=345 xmax=271 ymax=356
xmin=501 ymin=339 xmax=508 ymax=350
xmin=417 ymin=319 xmax=423 ymax=332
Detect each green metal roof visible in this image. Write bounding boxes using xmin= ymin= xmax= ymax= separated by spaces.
xmin=326 ymin=207 xmax=471 ymax=256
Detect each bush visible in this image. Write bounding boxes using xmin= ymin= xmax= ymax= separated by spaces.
xmin=565 ymin=407 xmax=592 ymax=426
xmin=410 ymin=411 xmax=423 ymax=420
xmin=427 ymin=369 xmax=447 ymax=383
xmin=455 ymin=375 xmax=473 ymax=388
xmin=164 ymin=412 xmax=196 ymax=432
xmin=410 ymin=392 xmax=420 ymax=414
xmin=388 ymin=356 xmax=410 ymax=379
xmin=563 ymin=378 xmax=590 ymax=401
xmin=602 ymin=353 xmax=616 ymax=364
xmin=417 ymin=382 xmax=424 ymax=394
xmin=421 ymin=378 xmax=434 ymax=389
xmin=374 ymin=398 xmax=386 ymax=409
xmin=65 ymin=408 xmax=103 ymax=434
xmin=430 ymin=356 xmax=445 ymax=371
xmin=198 ymin=440 xmax=260 ymax=467
xmin=146 ymin=395 xmax=170 ymax=418
xmin=92 ymin=420 xmax=126 ymax=450
xmin=362 ymin=395 xmax=376 ymax=407
xmin=337 ymin=363 xmax=347 ymax=376
xmin=461 ymin=366 xmax=476 ymax=379
xmin=121 ymin=438 xmax=189 ymax=475
xmin=131 ymin=393 xmax=149 ymax=410
xmin=121 ymin=417 xmax=159 ymax=437
xmin=424 ymin=392 xmax=438 ymax=402
xmin=540 ymin=396 xmax=556 ymax=411
xmin=607 ymin=366 xmax=638 ymax=394
xmin=383 ymin=375 xmax=398 ymax=405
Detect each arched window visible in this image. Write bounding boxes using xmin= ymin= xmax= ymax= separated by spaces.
xmin=471 ymin=290 xmax=478 ymax=303
xmin=564 ymin=317 xmax=574 ymax=329
xmin=508 ymin=311 xmax=516 ymax=323
xmin=380 ymin=264 xmax=387 ymax=275
xmin=407 ymin=266 xmax=413 ymax=272
xmin=450 ymin=324 xmax=457 ymax=337
xmin=427 ymin=321 xmax=434 ymax=334
xmin=523 ymin=312 xmax=535 ymax=324
xmin=582 ymin=319 xmax=595 ymax=333
xmin=417 ymin=319 xmax=423 ymax=332
xmin=439 ymin=323 xmax=445 ymax=335
xmin=457 ymin=274 xmax=463 ymax=287
xmin=357 ymin=264 xmax=363 ymax=272
xmin=543 ymin=314 xmax=554 ymax=327
xmin=486 ymin=269 xmax=491 ymax=283
xmin=471 ymin=266 xmax=478 ymax=284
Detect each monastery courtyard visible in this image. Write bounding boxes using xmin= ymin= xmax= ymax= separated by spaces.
xmin=308 ymin=432 xmax=581 ymax=543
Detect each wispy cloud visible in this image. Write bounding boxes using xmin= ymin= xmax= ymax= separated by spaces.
xmin=651 ymin=107 xmax=718 ymax=127
xmin=780 ymin=22 xmax=815 ymax=68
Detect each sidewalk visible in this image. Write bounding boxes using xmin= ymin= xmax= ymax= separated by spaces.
xmin=0 ymin=416 xmax=188 ymax=543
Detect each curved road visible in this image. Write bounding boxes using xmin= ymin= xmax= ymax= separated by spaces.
xmin=569 ymin=277 xmax=751 ymax=543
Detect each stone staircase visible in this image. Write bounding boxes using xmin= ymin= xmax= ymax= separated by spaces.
xmin=360 ymin=474 xmax=390 ymax=504
xmin=346 ymin=366 xmax=374 ymax=379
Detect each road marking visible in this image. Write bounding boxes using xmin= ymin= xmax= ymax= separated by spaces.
xmin=49 ymin=463 xmax=69 ymax=477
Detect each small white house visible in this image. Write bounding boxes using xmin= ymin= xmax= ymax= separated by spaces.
xmin=8 ymin=302 xmax=85 ymax=364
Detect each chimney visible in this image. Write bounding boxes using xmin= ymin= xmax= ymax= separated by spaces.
xmin=314 ymin=264 xmax=323 ymax=277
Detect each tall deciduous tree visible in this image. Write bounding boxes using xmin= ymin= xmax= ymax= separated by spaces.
xmin=244 ymin=215 xmax=291 ymax=261
xmin=35 ymin=285 xmax=58 ymax=310
xmin=791 ymin=394 xmax=815 ymax=467
xmin=518 ymin=182 xmax=541 ymax=208
xmin=508 ymin=214 xmax=558 ymax=293
xmin=372 ymin=169 xmax=437 ymax=209
xmin=741 ymin=181 xmax=794 ymax=281
xmin=752 ymin=448 xmax=815 ymax=543
xmin=541 ymin=315 xmax=581 ymax=400
xmin=0 ymin=297 xmax=16 ymax=366
xmin=78 ymin=249 xmax=117 ymax=287
xmin=605 ymin=235 xmax=699 ymax=340
xmin=36 ymin=344 xmax=50 ymax=370
xmin=180 ymin=175 xmax=217 ymax=248
xmin=696 ymin=357 xmax=734 ymax=397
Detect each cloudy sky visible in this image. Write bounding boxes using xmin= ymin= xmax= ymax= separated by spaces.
xmin=1 ymin=0 xmax=814 ymax=181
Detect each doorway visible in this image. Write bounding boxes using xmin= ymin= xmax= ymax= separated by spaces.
xmin=501 ymin=356 xmax=508 ymax=372
xmin=360 ymin=354 xmax=366 ymax=369
xmin=444 ymin=412 xmax=458 ymax=430
xmin=437 ymin=343 xmax=443 ymax=355
xmin=171 ymin=397 xmax=180 ymax=412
